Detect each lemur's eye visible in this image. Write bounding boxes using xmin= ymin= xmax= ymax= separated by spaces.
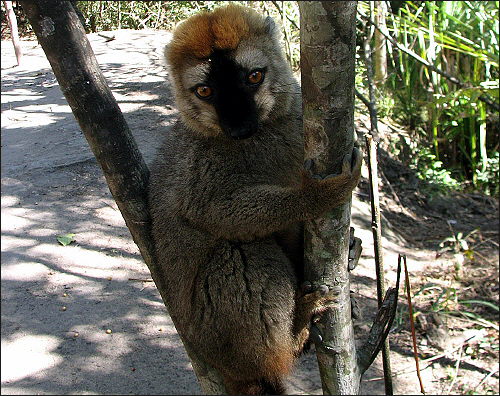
xmin=248 ymin=69 xmax=264 ymax=85
xmin=195 ymin=84 xmax=212 ymax=98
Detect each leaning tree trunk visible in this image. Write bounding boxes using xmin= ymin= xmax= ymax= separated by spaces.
xmin=299 ymin=1 xmax=361 ymax=394
xmin=19 ymin=1 xmax=227 ymax=393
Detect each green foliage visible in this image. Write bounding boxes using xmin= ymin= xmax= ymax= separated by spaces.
xmin=410 ymin=146 xmax=462 ymax=193
xmin=75 ymin=1 xmax=228 ymax=32
xmin=413 ymin=282 xmax=458 ymax=312
xmin=438 ymin=225 xmax=478 ymax=275
xmin=439 ymin=227 xmax=477 ymax=255
xmin=476 ymin=151 xmax=499 ymax=196
xmin=357 ymin=0 xmax=499 ymax=194
xmin=459 ymin=299 xmax=499 ymax=312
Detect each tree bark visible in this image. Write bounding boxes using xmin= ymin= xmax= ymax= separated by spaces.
xmin=299 ymin=1 xmax=360 ymax=394
xmin=19 ymin=1 xmax=227 ymax=394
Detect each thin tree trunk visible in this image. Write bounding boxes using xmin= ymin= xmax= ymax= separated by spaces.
xmin=299 ymin=1 xmax=360 ymax=394
xmin=374 ymin=0 xmax=387 ymax=85
xmin=19 ymin=1 xmax=227 ymax=393
xmin=4 ymin=1 xmax=22 ymax=65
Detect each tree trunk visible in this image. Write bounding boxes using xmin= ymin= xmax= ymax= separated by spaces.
xmin=4 ymin=1 xmax=22 ymax=65
xmin=19 ymin=1 xmax=227 ymax=393
xmin=299 ymin=1 xmax=360 ymax=394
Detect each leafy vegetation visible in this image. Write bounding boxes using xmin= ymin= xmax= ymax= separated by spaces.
xmin=357 ymin=1 xmax=499 ymax=197
xmin=75 ymin=1 xmax=225 ymax=32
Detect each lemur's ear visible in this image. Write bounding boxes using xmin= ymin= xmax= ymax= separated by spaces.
xmin=264 ymin=16 xmax=275 ymax=34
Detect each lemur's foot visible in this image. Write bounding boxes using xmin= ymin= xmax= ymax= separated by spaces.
xmin=348 ymin=227 xmax=362 ymax=271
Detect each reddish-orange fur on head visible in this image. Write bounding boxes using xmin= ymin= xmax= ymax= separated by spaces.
xmin=166 ymin=4 xmax=268 ymax=71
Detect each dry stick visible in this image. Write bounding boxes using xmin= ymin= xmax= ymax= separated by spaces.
xmin=97 ymin=33 xmax=115 ymax=42
xmin=446 ymin=344 xmax=463 ymax=394
xmin=128 ymin=278 xmax=154 ymax=282
xmin=366 ymin=134 xmax=393 ymax=395
xmin=360 ymin=16 xmax=393 ymax=393
xmin=360 ymin=21 xmax=379 ymax=142
xmin=401 ymin=254 xmax=425 ymax=394
xmin=471 ymin=237 xmax=500 ymax=250
xmin=378 ymin=168 xmax=412 ymax=218
xmin=473 ymin=250 xmax=499 ymax=267
xmin=357 ymin=12 xmax=500 ymax=113
xmin=368 ymin=333 xmax=485 ymax=380
xmin=475 ymin=367 xmax=499 ymax=390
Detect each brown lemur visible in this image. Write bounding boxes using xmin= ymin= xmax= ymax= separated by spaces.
xmin=148 ymin=4 xmax=362 ymax=395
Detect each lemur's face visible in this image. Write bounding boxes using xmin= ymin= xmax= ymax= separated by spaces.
xmin=166 ymin=5 xmax=295 ymax=139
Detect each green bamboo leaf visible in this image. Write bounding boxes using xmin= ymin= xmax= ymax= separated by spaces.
xmin=459 ymin=300 xmax=499 ymax=312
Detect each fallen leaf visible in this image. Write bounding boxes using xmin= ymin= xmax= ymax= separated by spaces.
xmin=57 ymin=233 xmax=75 ymax=246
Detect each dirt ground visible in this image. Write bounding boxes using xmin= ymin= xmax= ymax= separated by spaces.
xmin=1 ymin=30 xmax=498 ymax=395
